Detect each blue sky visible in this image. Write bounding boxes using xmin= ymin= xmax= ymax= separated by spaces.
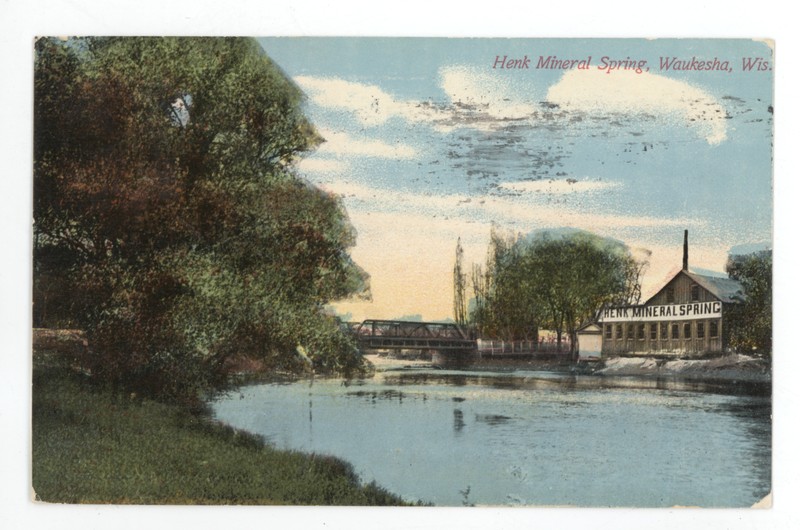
xmin=258 ymin=38 xmax=774 ymax=321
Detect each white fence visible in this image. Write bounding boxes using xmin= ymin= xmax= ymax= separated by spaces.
xmin=476 ymin=339 xmax=571 ymax=356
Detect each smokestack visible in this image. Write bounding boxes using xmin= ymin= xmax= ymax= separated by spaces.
xmin=682 ymin=230 xmax=689 ymax=271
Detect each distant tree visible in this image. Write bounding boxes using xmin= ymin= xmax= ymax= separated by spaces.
xmin=34 ymin=37 xmax=369 ymax=400
xmin=491 ymin=231 xmax=539 ymax=341
xmin=466 ymin=227 xmax=537 ymax=341
xmin=469 ymin=262 xmax=488 ymax=336
xmin=725 ymin=250 xmax=772 ymax=356
xmin=453 ymin=238 xmax=468 ymax=327
xmin=392 ymin=314 xmax=424 ymax=322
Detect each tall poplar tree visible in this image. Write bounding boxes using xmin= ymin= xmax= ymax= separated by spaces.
xmin=453 ymin=238 xmax=468 ymax=327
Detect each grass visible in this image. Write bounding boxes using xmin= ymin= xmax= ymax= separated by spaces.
xmin=32 ymin=367 xmax=412 ymax=505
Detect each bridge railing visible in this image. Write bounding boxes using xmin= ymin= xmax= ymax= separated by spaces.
xmin=477 ymin=339 xmax=572 ymax=356
xmin=351 ymin=320 xmax=470 ymax=340
xmin=358 ymin=336 xmax=476 ymax=351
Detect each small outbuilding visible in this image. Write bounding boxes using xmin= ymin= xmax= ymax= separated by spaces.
xmin=576 ymin=323 xmax=603 ymax=360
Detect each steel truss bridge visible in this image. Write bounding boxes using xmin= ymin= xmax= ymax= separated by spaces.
xmin=350 ymin=320 xmax=476 ymax=351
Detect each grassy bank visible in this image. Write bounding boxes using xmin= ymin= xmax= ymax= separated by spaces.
xmin=32 ymin=367 xmax=411 ymax=505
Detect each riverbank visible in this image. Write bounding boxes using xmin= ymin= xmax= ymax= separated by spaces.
xmin=365 ymin=353 xmax=574 ymax=373
xmin=32 ymin=366 xmax=412 ymax=505
xmin=594 ymin=353 xmax=771 ymax=383
xmin=365 ymin=351 xmax=771 ymax=385
xmin=365 ymin=354 xmax=772 ymax=391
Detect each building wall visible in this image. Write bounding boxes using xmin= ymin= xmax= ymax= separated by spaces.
xmin=578 ymin=332 xmax=603 ymax=359
xmin=648 ymin=272 xmax=717 ymax=306
xmin=601 ymin=272 xmax=727 ymax=356
xmin=601 ymin=317 xmax=724 ymax=355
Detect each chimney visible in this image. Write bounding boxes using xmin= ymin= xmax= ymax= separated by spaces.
xmin=682 ymin=230 xmax=689 ymax=271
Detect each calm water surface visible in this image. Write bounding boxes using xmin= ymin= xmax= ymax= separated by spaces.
xmin=212 ymin=367 xmax=771 ymax=507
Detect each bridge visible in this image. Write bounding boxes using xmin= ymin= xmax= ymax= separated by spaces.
xmin=346 ymin=319 xmax=572 ymax=367
xmin=350 ymin=320 xmax=476 ymax=351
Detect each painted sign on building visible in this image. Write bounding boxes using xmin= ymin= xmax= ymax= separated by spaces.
xmin=599 ymin=301 xmax=722 ymax=323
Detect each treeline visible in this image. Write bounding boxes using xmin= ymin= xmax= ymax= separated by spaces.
xmin=33 ymin=38 xmax=370 ymax=401
xmin=453 ymin=227 xmax=649 ymax=351
xmin=454 ymin=228 xmax=772 ymax=358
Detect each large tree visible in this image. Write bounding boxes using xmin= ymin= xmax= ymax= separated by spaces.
xmin=725 ymin=250 xmax=772 ymax=356
xmin=469 ymin=229 xmax=645 ymax=350
xmin=524 ymin=231 xmax=644 ymax=352
xmin=34 ymin=37 xmax=369 ymax=399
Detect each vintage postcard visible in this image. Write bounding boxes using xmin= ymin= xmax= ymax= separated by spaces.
xmin=32 ymin=37 xmax=772 ymax=508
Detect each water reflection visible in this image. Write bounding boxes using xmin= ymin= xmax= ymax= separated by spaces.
xmin=214 ymin=367 xmax=771 ymax=507
xmin=716 ymin=397 xmax=772 ymax=502
xmin=475 ymin=413 xmax=513 ymax=426
xmin=453 ymin=409 xmax=465 ymax=434
xmin=379 ymin=370 xmax=770 ymax=398
xmin=346 ymin=389 xmax=410 ymax=402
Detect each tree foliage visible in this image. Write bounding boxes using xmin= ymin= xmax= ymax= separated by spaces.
xmin=469 ymin=228 xmax=646 ymax=349
xmin=33 ymin=37 xmax=370 ymax=400
xmin=725 ymin=250 xmax=772 ymax=355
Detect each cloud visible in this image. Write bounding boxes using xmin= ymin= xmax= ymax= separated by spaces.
xmin=546 ymin=69 xmax=728 ymax=145
xmin=295 ymin=157 xmax=350 ymax=175
xmin=316 ymin=128 xmax=417 ymax=159
xmin=320 ymin=179 xmax=697 ymax=232
xmin=439 ymin=65 xmax=538 ymax=121
xmin=295 ymin=76 xmax=433 ymax=126
xmin=297 ymin=68 xmax=730 ymax=146
xmin=296 ymin=71 xmax=538 ymax=133
xmin=499 ymin=178 xmax=620 ymax=195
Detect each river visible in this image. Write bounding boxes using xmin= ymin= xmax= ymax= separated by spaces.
xmin=211 ymin=359 xmax=771 ymax=507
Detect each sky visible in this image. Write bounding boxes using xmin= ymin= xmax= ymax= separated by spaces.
xmin=260 ymin=38 xmax=774 ymax=322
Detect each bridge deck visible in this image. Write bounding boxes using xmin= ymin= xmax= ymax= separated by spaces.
xmin=358 ymin=336 xmax=477 ymax=351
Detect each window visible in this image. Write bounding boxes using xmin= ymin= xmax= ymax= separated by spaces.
xmin=616 ymin=324 xmax=623 ymax=339
xmin=650 ymin=324 xmax=658 ymax=340
xmin=691 ymin=284 xmax=700 ymax=302
xmin=710 ymin=320 xmax=719 ymax=338
xmin=627 ymin=324 xmax=634 ymax=339
xmin=637 ymin=324 xmax=645 ymax=340
xmin=683 ymin=322 xmax=692 ymax=338
xmin=666 ymin=286 xmax=675 ymax=303
xmin=660 ymin=322 xmax=668 ymax=340
xmin=697 ymin=322 xmax=705 ymax=339
xmin=671 ymin=324 xmax=679 ymax=339
xmin=605 ymin=325 xmax=612 ymax=339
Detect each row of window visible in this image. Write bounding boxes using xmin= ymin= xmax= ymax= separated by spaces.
xmin=604 ymin=320 xmax=719 ymax=341
xmin=665 ymin=283 xmax=702 ymax=304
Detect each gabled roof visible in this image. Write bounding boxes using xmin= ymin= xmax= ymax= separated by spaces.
xmin=684 ymin=271 xmax=746 ymax=303
xmin=644 ymin=270 xmax=746 ymax=305
xmin=577 ymin=322 xmax=602 ymax=333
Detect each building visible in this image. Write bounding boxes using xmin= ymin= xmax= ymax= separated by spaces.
xmin=579 ymin=231 xmax=745 ymax=359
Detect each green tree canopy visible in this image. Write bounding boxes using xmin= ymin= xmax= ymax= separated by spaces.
xmin=469 ymin=228 xmax=647 ymax=349
xmin=34 ymin=37 xmax=369 ymax=400
xmin=725 ymin=250 xmax=772 ymax=355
